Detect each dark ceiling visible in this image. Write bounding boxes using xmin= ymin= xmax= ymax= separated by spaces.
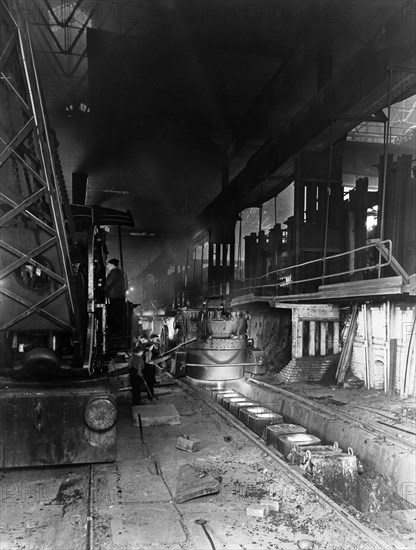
xmin=19 ymin=0 xmax=416 ymax=272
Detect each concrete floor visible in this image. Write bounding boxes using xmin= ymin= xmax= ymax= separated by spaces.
xmin=1 ymin=382 xmax=415 ymax=550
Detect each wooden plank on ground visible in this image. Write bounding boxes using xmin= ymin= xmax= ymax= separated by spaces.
xmin=336 ymin=304 xmax=359 ymax=385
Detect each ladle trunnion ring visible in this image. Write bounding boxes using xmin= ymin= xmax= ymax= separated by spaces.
xmin=185 ymin=318 xmax=265 ymax=381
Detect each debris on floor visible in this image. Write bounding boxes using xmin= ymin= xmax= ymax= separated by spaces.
xmin=260 ymin=499 xmax=280 ymax=512
xmin=246 ymin=504 xmax=270 ymax=517
xmin=131 ymin=403 xmax=181 ymax=426
xmin=174 ymin=463 xmax=221 ymax=503
xmin=176 ymin=434 xmax=201 ymax=452
xmin=297 ymin=539 xmax=315 ymax=549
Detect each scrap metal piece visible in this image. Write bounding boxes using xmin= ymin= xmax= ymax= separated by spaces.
xmin=175 ymin=464 xmax=220 ymax=503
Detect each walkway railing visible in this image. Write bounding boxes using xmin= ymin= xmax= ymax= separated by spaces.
xmin=231 ymin=239 xmax=394 ymax=298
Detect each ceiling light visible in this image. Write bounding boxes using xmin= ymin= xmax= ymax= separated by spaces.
xmin=129 ymin=232 xmax=156 ymax=237
xmin=65 ymin=102 xmax=90 ymax=118
xmin=102 ymin=189 xmax=130 ymax=194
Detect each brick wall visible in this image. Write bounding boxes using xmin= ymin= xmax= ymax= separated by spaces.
xmin=278 ymin=355 xmax=339 ymax=384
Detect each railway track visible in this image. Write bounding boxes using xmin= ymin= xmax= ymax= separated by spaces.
xmin=179 ymin=379 xmax=395 ymax=550
xmin=2 ymin=379 xmax=414 ymax=549
xmin=86 ymin=378 xmax=412 ymax=549
xmin=248 ymin=379 xmax=416 ymax=452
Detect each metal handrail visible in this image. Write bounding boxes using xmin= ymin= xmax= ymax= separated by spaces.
xmin=233 ymin=239 xmax=393 ymax=296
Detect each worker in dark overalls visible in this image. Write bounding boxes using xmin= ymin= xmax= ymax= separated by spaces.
xmin=143 ymin=342 xmax=157 ymax=399
xmin=236 ymin=311 xmax=248 ymax=337
xmin=174 ymin=306 xmax=192 ymax=342
xmin=129 ymin=345 xmax=145 ymax=406
xmin=105 ymin=258 xmax=126 ymax=335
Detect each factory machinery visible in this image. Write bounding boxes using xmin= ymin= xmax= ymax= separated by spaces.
xmin=134 ymin=294 xmax=265 ymax=382
xmin=166 ymin=298 xmax=266 ymax=382
xmin=0 ymin=3 xmax=133 ymax=467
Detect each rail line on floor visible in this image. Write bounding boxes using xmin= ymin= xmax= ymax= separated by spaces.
xmin=87 ymin=463 xmax=94 ymax=550
xmin=247 ymin=378 xmax=416 ymax=452
xmin=179 ymin=378 xmax=393 ymax=550
xmin=57 ymin=377 xmax=413 ymax=550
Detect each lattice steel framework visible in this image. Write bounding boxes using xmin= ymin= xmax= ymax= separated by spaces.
xmin=0 ymin=1 xmax=79 ymax=336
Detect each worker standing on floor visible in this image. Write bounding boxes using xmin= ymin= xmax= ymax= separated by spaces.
xmin=236 ymin=311 xmax=248 ymax=337
xmin=143 ymin=342 xmax=157 ymax=399
xmin=105 ymin=258 xmax=126 ymax=335
xmin=175 ymin=306 xmax=194 ymax=343
xmin=129 ymin=345 xmax=145 ymax=405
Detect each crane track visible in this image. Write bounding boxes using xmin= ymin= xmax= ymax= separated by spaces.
xmin=178 ymin=378 xmax=392 ymax=550
xmin=248 ymin=378 xmax=416 ymax=452
xmin=86 ymin=463 xmax=94 ymax=550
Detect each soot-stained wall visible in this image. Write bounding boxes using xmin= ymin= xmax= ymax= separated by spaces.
xmin=244 ymin=303 xmax=291 ymax=372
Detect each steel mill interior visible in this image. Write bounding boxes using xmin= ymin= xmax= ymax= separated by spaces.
xmin=0 ymin=1 xmax=415 ymax=549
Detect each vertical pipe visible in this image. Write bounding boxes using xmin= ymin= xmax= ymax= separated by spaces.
xmin=185 ymin=248 xmax=189 ymax=289
xmin=257 ymin=207 xmax=263 ymax=280
xmin=322 ymin=119 xmax=333 ymax=284
xmin=118 ymin=225 xmax=124 ymax=272
xmin=237 ymin=217 xmax=242 ymax=280
xmin=274 ymin=196 xmax=277 ymax=225
xmin=378 ymin=68 xmax=392 ymax=278
xmin=363 ymin=304 xmax=369 ymax=389
xmin=192 ymin=246 xmax=197 ymax=290
xmin=200 ymin=242 xmax=204 ymax=292
xmin=294 ymin=159 xmax=303 ymax=274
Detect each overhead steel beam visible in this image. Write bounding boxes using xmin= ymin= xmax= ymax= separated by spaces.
xmin=329 ymin=111 xmax=388 ymax=124
xmin=200 ymin=8 xmax=416 ymax=226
